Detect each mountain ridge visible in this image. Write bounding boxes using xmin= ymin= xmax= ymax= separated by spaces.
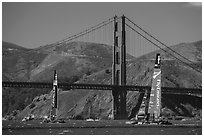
xmin=2 ymin=41 xmax=115 ymax=116
xmin=2 ymin=40 xmax=202 ymax=120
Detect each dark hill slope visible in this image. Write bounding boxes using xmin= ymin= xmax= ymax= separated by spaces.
xmin=29 ymin=42 xmax=113 ymax=82
xmin=2 ymin=41 xmax=49 ymax=115
xmin=2 ymin=41 xmax=48 ymax=81
xmin=17 ymin=41 xmax=202 ymax=119
xmin=2 ymin=41 xmax=29 ymax=51
xmin=2 ymin=41 xmax=114 ymax=82
xmin=2 ymin=41 xmax=115 ymax=116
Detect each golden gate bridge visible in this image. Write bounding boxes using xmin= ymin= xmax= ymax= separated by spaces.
xmin=2 ymin=15 xmax=202 ymax=122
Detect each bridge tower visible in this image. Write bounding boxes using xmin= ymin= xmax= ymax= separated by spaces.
xmin=112 ymin=15 xmax=127 ymax=119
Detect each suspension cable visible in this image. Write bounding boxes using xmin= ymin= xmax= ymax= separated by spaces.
xmin=125 ymin=16 xmax=199 ymax=67
xmin=125 ymin=23 xmax=201 ymax=73
xmin=62 ymin=20 xmax=114 ymax=43
xmin=51 ymin=16 xmax=115 ymax=45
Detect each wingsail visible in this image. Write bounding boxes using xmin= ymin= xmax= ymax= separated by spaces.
xmin=135 ymin=53 xmax=162 ymax=123
xmin=147 ymin=53 xmax=161 ymax=122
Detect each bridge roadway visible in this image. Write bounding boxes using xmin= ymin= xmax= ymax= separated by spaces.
xmin=2 ymin=81 xmax=202 ymax=97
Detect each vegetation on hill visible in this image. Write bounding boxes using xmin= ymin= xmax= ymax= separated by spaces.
xmin=2 ymin=41 xmax=113 ymax=116
xmin=2 ymin=40 xmax=202 ymax=120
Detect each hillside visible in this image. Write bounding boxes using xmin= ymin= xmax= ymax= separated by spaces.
xmin=29 ymin=42 xmax=114 ymax=82
xmin=2 ymin=41 xmax=29 ymax=52
xmin=2 ymin=41 xmax=114 ymax=82
xmin=15 ymin=40 xmax=202 ymax=120
xmin=2 ymin=41 xmax=116 ymax=116
xmin=2 ymin=41 xmax=48 ymax=81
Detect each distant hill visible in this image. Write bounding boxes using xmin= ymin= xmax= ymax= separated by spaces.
xmin=2 ymin=41 xmax=114 ymax=82
xmin=29 ymin=41 xmax=114 ymax=82
xmin=2 ymin=41 xmax=29 ymax=51
xmin=13 ymin=40 xmax=202 ymax=120
xmin=2 ymin=41 xmax=118 ymax=116
xmin=2 ymin=41 xmax=48 ymax=81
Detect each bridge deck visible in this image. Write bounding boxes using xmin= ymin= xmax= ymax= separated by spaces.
xmin=2 ymin=81 xmax=202 ymax=96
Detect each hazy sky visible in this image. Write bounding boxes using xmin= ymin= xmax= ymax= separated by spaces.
xmin=2 ymin=2 xmax=202 ymax=49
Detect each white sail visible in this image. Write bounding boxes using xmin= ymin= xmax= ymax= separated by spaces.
xmin=148 ymin=53 xmax=161 ymax=121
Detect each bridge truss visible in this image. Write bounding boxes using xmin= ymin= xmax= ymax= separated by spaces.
xmin=3 ymin=81 xmax=201 ymax=97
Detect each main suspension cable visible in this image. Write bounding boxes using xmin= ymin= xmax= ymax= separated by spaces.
xmin=52 ymin=16 xmax=115 ymax=45
xmin=126 ymin=16 xmax=199 ymax=67
xmin=125 ymin=23 xmax=201 ymax=73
